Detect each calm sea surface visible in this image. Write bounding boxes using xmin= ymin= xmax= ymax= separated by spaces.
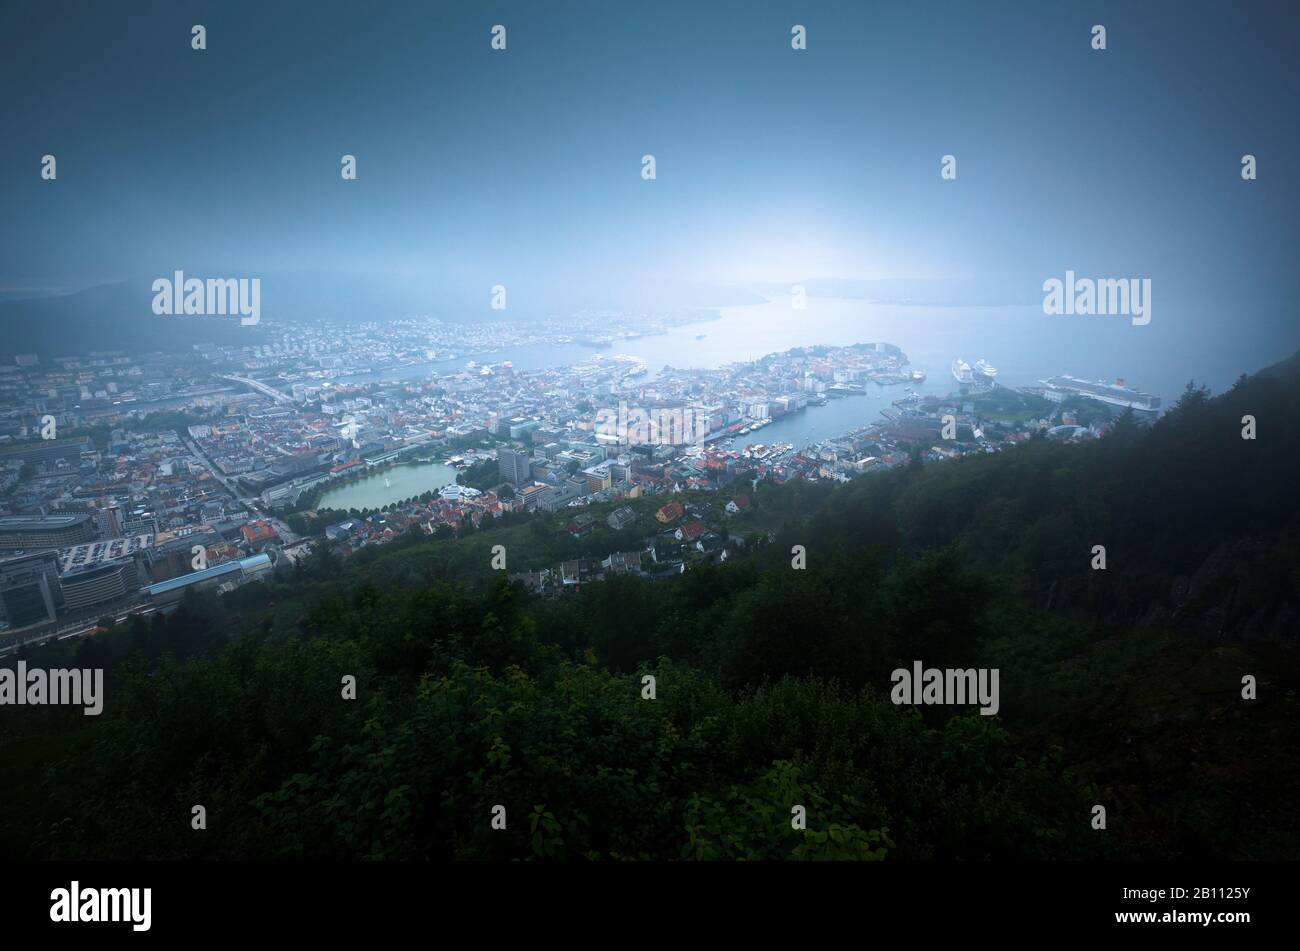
xmin=333 ymin=296 xmax=1249 ymax=465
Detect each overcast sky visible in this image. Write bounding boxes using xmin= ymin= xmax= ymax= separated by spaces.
xmin=1 ymin=0 xmax=1297 ymax=344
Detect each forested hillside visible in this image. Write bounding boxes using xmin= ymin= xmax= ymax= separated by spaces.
xmin=3 ymin=355 xmax=1298 ymax=861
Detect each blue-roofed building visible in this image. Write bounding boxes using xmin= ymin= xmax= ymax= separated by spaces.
xmin=142 ymin=553 xmax=273 ymax=605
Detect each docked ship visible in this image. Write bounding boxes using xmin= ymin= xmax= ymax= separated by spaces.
xmin=973 ymin=359 xmax=998 ymax=383
xmin=1040 ymin=375 xmax=1162 ymax=417
xmin=951 ymin=359 xmax=975 ymax=386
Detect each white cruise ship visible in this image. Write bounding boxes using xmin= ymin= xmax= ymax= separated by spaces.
xmin=951 ymin=359 xmax=975 ymax=385
xmin=973 ymin=359 xmax=998 ymax=383
xmin=1041 ymin=375 xmax=1162 ymax=416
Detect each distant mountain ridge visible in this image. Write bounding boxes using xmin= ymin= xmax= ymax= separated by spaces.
xmin=0 ymin=279 xmax=264 ymax=360
xmin=0 ymin=274 xmax=771 ymax=360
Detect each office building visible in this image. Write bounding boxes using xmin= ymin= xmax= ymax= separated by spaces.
xmin=0 ymin=514 xmax=97 ymax=552
xmin=0 ymin=551 xmax=64 ymax=629
xmin=498 ymin=447 xmax=532 ymax=486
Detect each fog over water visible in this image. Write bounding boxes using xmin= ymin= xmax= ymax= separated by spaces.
xmin=343 ymin=294 xmax=1283 ymax=410
xmin=327 ymin=289 xmax=1292 ymax=477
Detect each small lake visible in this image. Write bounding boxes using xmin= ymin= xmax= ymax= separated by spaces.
xmin=315 ymin=461 xmax=459 ymax=511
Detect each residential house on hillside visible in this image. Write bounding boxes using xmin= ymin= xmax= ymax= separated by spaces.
xmin=606 ymin=506 xmax=637 ymax=530
xmin=655 ymin=500 xmax=684 ymax=524
xmin=508 ymin=568 xmax=552 ymax=593
xmin=602 ymin=551 xmax=644 ymax=574
xmin=675 ymin=520 xmax=707 ymax=543
xmin=565 ymin=512 xmax=596 ymax=537
xmin=696 ymin=532 xmax=724 ymax=554
xmin=651 ymin=534 xmax=684 ymax=563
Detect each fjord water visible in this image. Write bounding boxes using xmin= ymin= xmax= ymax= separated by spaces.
xmin=642 ymin=297 xmax=1252 ymax=407
xmin=347 ymin=296 xmax=1255 ymax=411
xmin=333 ymin=294 xmax=1275 ymax=479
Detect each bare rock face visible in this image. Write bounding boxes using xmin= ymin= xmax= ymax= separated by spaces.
xmin=1136 ymin=537 xmax=1298 ymax=645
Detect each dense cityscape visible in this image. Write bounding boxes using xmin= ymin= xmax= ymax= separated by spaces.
xmin=0 ymin=311 xmax=1162 ymax=649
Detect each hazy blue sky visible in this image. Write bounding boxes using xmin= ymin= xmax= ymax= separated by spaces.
xmin=2 ymin=0 xmax=1297 ymax=340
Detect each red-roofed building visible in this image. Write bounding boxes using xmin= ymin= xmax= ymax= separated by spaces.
xmin=240 ymin=520 xmax=280 ymax=547
xmin=675 ymin=520 xmax=707 ymax=542
xmin=655 ymin=500 xmax=685 ymax=524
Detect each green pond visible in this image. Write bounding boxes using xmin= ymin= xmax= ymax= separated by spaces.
xmin=316 ymin=462 xmax=459 ymax=511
